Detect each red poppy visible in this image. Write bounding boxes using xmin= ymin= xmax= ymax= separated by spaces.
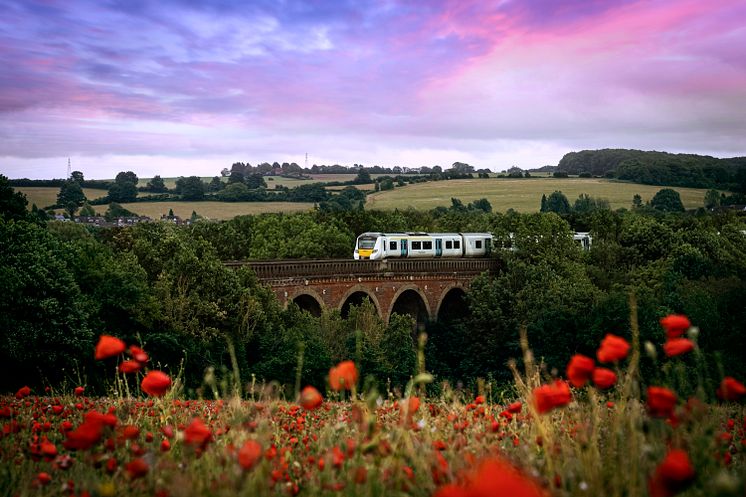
xmin=566 ymin=354 xmax=595 ymax=388
xmin=299 ymin=386 xmax=323 ymax=410
xmin=125 ymin=458 xmax=149 ymax=479
xmin=119 ymin=360 xmax=142 ymax=374
xmin=184 ymin=418 xmax=212 ymax=449
xmin=533 ymin=380 xmax=571 ymax=414
xmin=716 ymin=376 xmax=746 ymax=401
xmin=436 ymin=456 xmax=550 ymax=497
xmin=663 ymin=338 xmax=694 ymax=358
xmin=94 ymin=335 xmax=126 ymax=360
xmin=238 ymin=439 xmax=262 ymax=470
xmin=141 ymin=371 xmax=171 ymax=397
xmin=129 ymin=345 xmax=149 ymax=363
xmin=648 ymin=449 xmax=695 ymax=497
xmin=475 ymin=395 xmax=486 ymax=404
xmin=329 ymin=360 xmax=358 ymax=391
xmin=647 ymin=386 xmax=678 ymax=418
xmin=63 ymin=420 xmax=104 ymax=450
xmin=15 ymin=385 xmax=31 ymax=399
xmin=592 ymin=367 xmax=617 ymax=389
xmin=596 ymin=334 xmax=630 ymax=363
xmin=36 ymin=472 xmax=52 ymax=486
xmin=74 ymin=386 xmax=85 ymax=397
xmin=659 ymin=315 xmax=691 ymax=339
xmin=507 ymin=401 xmax=523 ymax=413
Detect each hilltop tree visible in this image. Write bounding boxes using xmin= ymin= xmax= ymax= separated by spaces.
xmin=70 ymin=171 xmax=84 ymax=183
xmin=108 ymin=171 xmax=138 ymax=203
xmin=176 ymin=176 xmax=206 ymax=201
xmin=146 ymin=175 xmax=167 ymax=193
xmin=632 ymin=194 xmax=643 ymax=209
xmin=208 ymin=176 xmax=224 ymax=192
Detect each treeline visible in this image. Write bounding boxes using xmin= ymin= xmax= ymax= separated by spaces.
xmin=2 ymin=175 xmax=746 ymax=396
xmin=558 ymin=149 xmax=746 ymax=191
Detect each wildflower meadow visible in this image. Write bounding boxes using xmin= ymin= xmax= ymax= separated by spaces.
xmin=2 ymin=300 xmax=744 ymax=497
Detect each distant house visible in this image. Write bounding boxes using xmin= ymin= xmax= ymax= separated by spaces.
xmin=74 ymin=216 xmax=107 ymax=226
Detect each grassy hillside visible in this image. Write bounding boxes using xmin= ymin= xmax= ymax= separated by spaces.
xmin=18 ymin=177 xmax=713 ymax=219
xmin=16 ymin=187 xmax=108 ymax=209
xmin=365 ymin=177 xmax=713 ymax=212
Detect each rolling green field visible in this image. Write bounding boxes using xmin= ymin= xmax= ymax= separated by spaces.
xmin=366 ymin=177 xmax=713 ymax=212
xmin=16 ymin=187 xmax=109 ymax=209
xmin=18 ymin=177 xmax=714 ymax=220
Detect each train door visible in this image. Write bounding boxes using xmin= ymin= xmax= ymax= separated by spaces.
xmin=435 ymin=238 xmax=442 ymax=257
xmin=484 ymin=238 xmax=492 ymax=256
xmin=401 ymin=239 xmax=408 ymax=257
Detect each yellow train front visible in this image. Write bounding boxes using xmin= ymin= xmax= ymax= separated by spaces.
xmin=353 ymin=232 xmax=493 ymax=260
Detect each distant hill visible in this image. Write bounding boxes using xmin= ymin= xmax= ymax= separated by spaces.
xmin=557 ymin=149 xmax=746 ymax=190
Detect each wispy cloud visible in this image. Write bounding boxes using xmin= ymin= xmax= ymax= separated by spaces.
xmin=0 ymin=0 xmax=744 ymax=178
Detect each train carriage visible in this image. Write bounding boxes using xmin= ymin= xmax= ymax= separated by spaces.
xmin=354 ymin=232 xmax=493 ymax=260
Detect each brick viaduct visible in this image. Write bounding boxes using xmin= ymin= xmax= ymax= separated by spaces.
xmin=224 ymin=258 xmax=501 ymax=325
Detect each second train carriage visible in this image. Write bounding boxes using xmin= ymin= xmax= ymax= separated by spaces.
xmin=354 ymin=232 xmax=493 ymax=260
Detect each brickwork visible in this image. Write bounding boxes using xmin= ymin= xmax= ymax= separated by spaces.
xmin=225 ymin=258 xmax=500 ymax=323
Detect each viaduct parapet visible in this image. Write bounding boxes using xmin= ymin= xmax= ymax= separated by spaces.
xmin=224 ymin=258 xmax=501 ymax=324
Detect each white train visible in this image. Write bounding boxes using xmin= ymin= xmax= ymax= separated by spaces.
xmin=354 ymin=232 xmax=493 ymax=260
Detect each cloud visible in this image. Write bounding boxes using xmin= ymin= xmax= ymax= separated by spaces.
xmin=0 ymin=0 xmax=744 ymax=179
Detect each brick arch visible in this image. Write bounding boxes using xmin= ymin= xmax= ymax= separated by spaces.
xmin=434 ymin=283 xmax=469 ymax=322
xmin=387 ymin=284 xmax=432 ymax=323
xmin=338 ymin=285 xmax=383 ymax=320
xmin=287 ymin=288 xmax=325 ymax=316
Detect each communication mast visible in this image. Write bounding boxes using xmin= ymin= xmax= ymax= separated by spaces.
xmin=305 ymin=153 xmax=308 ymax=170
xmin=67 ymin=158 xmax=71 ymax=179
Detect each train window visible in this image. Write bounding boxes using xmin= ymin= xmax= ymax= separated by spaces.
xmin=446 ymin=241 xmax=453 ymax=249
xmin=475 ymin=240 xmax=482 ymax=249
xmin=454 ymin=240 xmax=460 ymax=249
xmin=412 ymin=241 xmax=422 ymax=250
xmin=389 ymin=241 xmax=397 ymax=250
xmin=423 ymin=241 xmax=432 ymax=249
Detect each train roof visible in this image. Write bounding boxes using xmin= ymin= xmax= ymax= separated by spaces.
xmin=357 ymin=232 xmax=492 ymax=237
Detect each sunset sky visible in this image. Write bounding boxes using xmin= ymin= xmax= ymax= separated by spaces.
xmin=1 ymin=0 xmax=745 ymax=179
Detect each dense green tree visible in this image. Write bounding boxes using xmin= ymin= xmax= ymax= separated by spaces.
xmin=115 ymin=171 xmax=139 ymax=186
xmin=104 ymin=202 xmax=138 ymax=220
xmin=0 ymin=219 xmax=93 ymax=390
xmin=632 ymin=194 xmax=643 ymax=209
xmin=704 ymin=189 xmax=721 ymax=209
xmin=542 ymin=191 xmax=571 ymax=215
xmin=146 ymin=175 xmax=168 ymax=193
xmin=0 ymin=174 xmax=29 ymax=221
xmin=79 ymin=202 xmax=96 ymax=217
xmin=208 ymin=176 xmax=224 ymax=192
xmin=245 ymin=174 xmax=267 ymax=190
xmin=70 ymin=171 xmax=84 ymax=183
xmin=176 ymin=176 xmax=206 ymax=200
xmin=650 ymin=188 xmax=685 ymax=212
xmin=57 ymin=180 xmax=87 ymax=211
xmin=108 ymin=172 xmax=139 ymax=203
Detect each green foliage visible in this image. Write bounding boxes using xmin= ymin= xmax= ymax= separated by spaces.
xmin=0 ymin=174 xmax=29 ymax=221
xmin=541 ymin=190 xmax=571 ymax=214
xmin=79 ymin=202 xmax=96 ymax=217
xmin=57 ymin=180 xmax=87 ymax=212
xmin=703 ymin=189 xmax=720 ymax=209
xmin=176 ymin=176 xmax=206 ymax=200
xmin=104 ymin=202 xmax=138 ymax=220
xmin=146 ymin=175 xmax=168 ymax=193
xmin=650 ymin=188 xmax=685 ymax=212
xmin=0 ymin=219 xmax=93 ymax=390
xmin=559 ymin=148 xmax=745 ymax=189
xmin=108 ymin=171 xmax=139 ymax=203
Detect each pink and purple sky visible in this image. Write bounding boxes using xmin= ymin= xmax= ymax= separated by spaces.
xmin=1 ymin=0 xmax=745 ymax=179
